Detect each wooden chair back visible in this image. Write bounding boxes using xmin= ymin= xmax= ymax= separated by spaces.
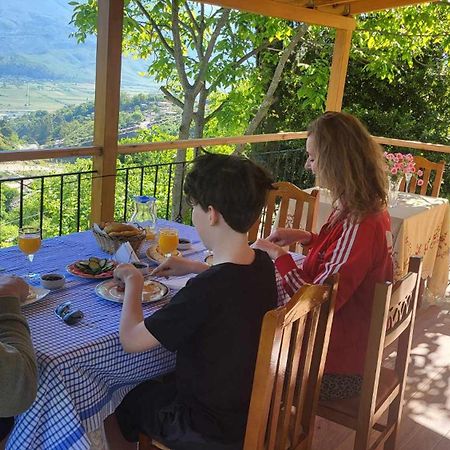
xmin=317 ymin=257 xmax=423 ymax=450
xmin=400 ymin=156 xmax=445 ymax=197
xmin=140 ymin=275 xmax=338 ymax=450
xmin=243 ymin=274 xmax=338 ymax=450
xmin=248 ymin=182 xmax=319 ymax=254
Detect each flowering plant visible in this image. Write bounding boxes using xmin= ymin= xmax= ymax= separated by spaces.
xmin=384 ymin=152 xmax=424 ymax=186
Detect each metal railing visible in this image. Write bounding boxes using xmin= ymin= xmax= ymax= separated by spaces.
xmin=0 ymin=147 xmax=311 ymax=247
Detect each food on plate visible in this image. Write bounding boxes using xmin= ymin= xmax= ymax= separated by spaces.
xmin=74 ymin=257 xmax=116 ymax=276
xmin=100 ymin=279 xmax=168 ymax=303
xmin=142 ymin=279 xmax=166 ymax=301
xmin=26 ymin=286 xmax=37 ymax=303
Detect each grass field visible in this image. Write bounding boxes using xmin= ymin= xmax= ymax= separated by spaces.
xmin=0 ymin=79 xmax=151 ymax=115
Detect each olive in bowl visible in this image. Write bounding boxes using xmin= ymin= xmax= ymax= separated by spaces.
xmin=177 ymin=238 xmax=192 ymax=251
xmin=40 ymin=273 xmax=65 ymax=290
xmin=132 ymin=262 xmax=149 ymax=275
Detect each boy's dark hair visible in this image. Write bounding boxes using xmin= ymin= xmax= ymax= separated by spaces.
xmin=184 ymin=152 xmax=275 ymax=233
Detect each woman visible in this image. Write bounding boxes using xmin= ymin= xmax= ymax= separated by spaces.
xmin=254 ymin=111 xmax=393 ymax=400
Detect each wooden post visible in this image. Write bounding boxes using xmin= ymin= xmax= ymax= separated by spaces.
xmin=326 ymin=28 xmax=353 ymax=112
xmin=90 ymin=0 xmax=124 ymax=225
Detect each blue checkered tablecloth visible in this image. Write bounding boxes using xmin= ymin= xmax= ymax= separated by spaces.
xmin=4 ymin=220 xmax=207 ymax=450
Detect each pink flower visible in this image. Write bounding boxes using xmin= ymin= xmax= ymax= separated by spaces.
xmin=391 ymin=167 xmax=398 ymax=175
xmin=417 ymin=179 xmax=424 ymax=186
xmin=417 ymin=169 xmax=423 ymax=177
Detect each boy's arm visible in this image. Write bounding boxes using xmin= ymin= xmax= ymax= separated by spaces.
xmin=115 ymin=265 xmax=161 ymax=353
xmin=151 ymin=255 xmax=209 ymax=277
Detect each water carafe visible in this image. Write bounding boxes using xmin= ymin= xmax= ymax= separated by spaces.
xmin=130 ymin=195 xmax=157 ymax=239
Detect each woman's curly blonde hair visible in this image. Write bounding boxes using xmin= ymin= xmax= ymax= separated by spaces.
xmin=308 ymin=111 xmax=388 ymax=221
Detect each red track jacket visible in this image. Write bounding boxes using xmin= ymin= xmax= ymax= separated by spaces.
xmin=275 ymin=209 xmax=393 ymax=375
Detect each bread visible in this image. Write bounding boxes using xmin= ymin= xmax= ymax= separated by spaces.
xmin=108 ymin=230 xmax=141 ymax=237
xmin=103 ymin=222 xmax=139 ymax=234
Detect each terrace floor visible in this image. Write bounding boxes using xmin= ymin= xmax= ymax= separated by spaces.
xmin=312 ymin=278 xmax=450 ymax=450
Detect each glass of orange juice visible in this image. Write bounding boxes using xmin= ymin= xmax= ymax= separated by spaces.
xmin=18 ymin=227 xmax=41 ymax=279
xmin=158 ymin=228 xmax=179 ymax=258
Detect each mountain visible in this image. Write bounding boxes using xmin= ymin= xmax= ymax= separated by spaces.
xmin=0 ymin=0 xmax=158 ymax=90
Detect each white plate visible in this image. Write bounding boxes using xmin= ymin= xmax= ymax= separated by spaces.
xmin=22 ymin=286 xmax=51 ymax=307
xmin=146 ymin=244 xmax=181 ymax=264
xmin=95 ymin=278 xmax=170 ymax=304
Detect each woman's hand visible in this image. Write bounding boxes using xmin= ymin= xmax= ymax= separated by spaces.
xmin=151 ymin=255 xmax=209 ymax=277
xmin=252 ymin=239 xmax=287 ymax=260
xmin=267 ymin=228 xmax=311 ymax=247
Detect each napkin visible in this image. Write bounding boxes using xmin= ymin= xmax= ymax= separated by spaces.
xmin=114 ymin=242 xmax=140 ymax=264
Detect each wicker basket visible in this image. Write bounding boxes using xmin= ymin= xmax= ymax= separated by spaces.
xmin=92 ymin=226 xmax=146 ymax=254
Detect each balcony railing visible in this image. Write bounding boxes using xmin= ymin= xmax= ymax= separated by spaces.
xmin=0 ymin=147 xmax=312 ymax=247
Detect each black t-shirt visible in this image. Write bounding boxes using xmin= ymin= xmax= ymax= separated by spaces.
xmin=144 ymin=249 xmax=277 ymax=443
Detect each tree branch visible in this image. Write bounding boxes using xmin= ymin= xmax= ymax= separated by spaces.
xmin=204 ymin=98 xmax=228 ymax=123
xmin=171 ymin=0 xmax=191 ymax=90
xmin=133 ymin=0 xmax=174 ymax=57
xmin=234 ymin=24 xmax=308 ymax=154
xmin=193 ymin=8 xmax=230 ymax=95
xmin=160 ymin=86 xmax=185 ymax=110
xmin=208 ymin=40 xmax=271 ymax=93
xmin=182 ymin=3 xmax=203 ymax=59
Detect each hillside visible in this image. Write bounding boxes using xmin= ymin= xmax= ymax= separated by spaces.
xmin=0 ymin=0 xmax=157 ymax=89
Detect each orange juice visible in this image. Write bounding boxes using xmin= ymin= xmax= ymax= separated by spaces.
xmin=158 ymin=229 xmax=179 ymax=256
xmin=18 ymin=236 xmax=41 ymax=255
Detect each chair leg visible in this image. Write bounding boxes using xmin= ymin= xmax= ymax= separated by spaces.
xmin=353 ymin=425 xmax=371 ymax=450
xmin=383 ymin=398 xmax=403 ymax=450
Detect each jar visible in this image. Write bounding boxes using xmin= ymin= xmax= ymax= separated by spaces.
xmin=130 ymin=195 xmax=157 ymax=239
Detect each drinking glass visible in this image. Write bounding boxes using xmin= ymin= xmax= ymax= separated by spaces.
xmin=18 ymin=227 xmax=41 ymax=279
xmin=158 ymin=228 xmax=179 ymax=258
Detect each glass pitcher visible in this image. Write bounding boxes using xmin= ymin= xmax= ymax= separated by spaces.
xmin=130 ymin=195 xmax=157 ymax=239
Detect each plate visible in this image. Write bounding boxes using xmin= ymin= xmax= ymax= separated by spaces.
xmin=146 ymin=244 xmax=181 ymax=264
xmin=22 ymin=286 xmax=50 ymax=307
xmin=66 ymin=260 xmax=117 ymax=279
xmin=95 ymin=278 xmax=170 ymax=304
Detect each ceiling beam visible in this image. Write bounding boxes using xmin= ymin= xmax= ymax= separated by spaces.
xmin=349 ymin=0 xmax=436 ymax=14
xmin=195 ymin=0 xmax=356 ymax=30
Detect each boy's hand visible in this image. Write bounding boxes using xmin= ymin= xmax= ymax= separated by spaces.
xmin=151 ymin=256 xmax=209 ymax=277
xmin=252 ymin=239 xmax=287 ymax=260
xmin=267 ymin=228 xmax=310 ymax=247
xmin=113 ymin=263 xmax=144 ymax=290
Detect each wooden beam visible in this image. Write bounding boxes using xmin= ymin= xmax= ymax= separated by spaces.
xmin=349 ymin=0 xmax=436 ymax=14
xmin=0 ymin=146 xmax=101 ymax=163
xmin=326 ymin=28 xmax=353 ymax=111
xmin=119 ymin=132 xmax=309 ymax=154
xmin=373 ymin=136 xmax=450 ymax=154
xmin=90 ymin=0 xmax=124 ymax=225
xmin=195 ymin=0 xmax=356 ymax=30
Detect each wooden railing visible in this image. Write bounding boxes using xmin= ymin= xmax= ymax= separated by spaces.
xmin=0 ymin=131 xmax=448 ymax=244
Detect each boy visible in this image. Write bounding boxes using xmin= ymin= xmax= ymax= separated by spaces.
xmin=111 ymin=153 xmax=277 ymax=449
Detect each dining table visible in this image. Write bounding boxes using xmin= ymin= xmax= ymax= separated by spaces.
xmin=3 ymin=219 xmax=209 ymax=450
xmin=308 ymin=188 xmax=450 ymax=305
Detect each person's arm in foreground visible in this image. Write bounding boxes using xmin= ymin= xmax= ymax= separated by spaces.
xmin=0 ymin=276 xmax=38 ymax=416
xmin=114 ymin=264 xmax=160 ymax=353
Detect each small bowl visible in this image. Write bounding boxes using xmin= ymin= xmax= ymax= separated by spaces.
xmin=132 ymin=262 xmax=149 ymax=275
xmin=177 ymin=238 xmax=192 ymax=251
xmin=41 ymin=273 xmax=65 ymax=290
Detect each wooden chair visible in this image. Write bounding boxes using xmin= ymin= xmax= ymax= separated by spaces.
xmin=400 ymin=156 xmax=445 ymax=197
xmin=248 ymin=181 xmax=319 ymax=254
xmin=316 ymin=256 xmax=423 ymax=450
xmin=140 ymin=274 xmax=339 ymax=450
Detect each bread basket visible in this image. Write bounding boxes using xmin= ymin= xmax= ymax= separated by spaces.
xmin=92 ymin=226 xmax=146 ymax=254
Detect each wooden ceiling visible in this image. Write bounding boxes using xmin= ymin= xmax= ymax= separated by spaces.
xmin=197 ymin=0 xmax=436 ymax=29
